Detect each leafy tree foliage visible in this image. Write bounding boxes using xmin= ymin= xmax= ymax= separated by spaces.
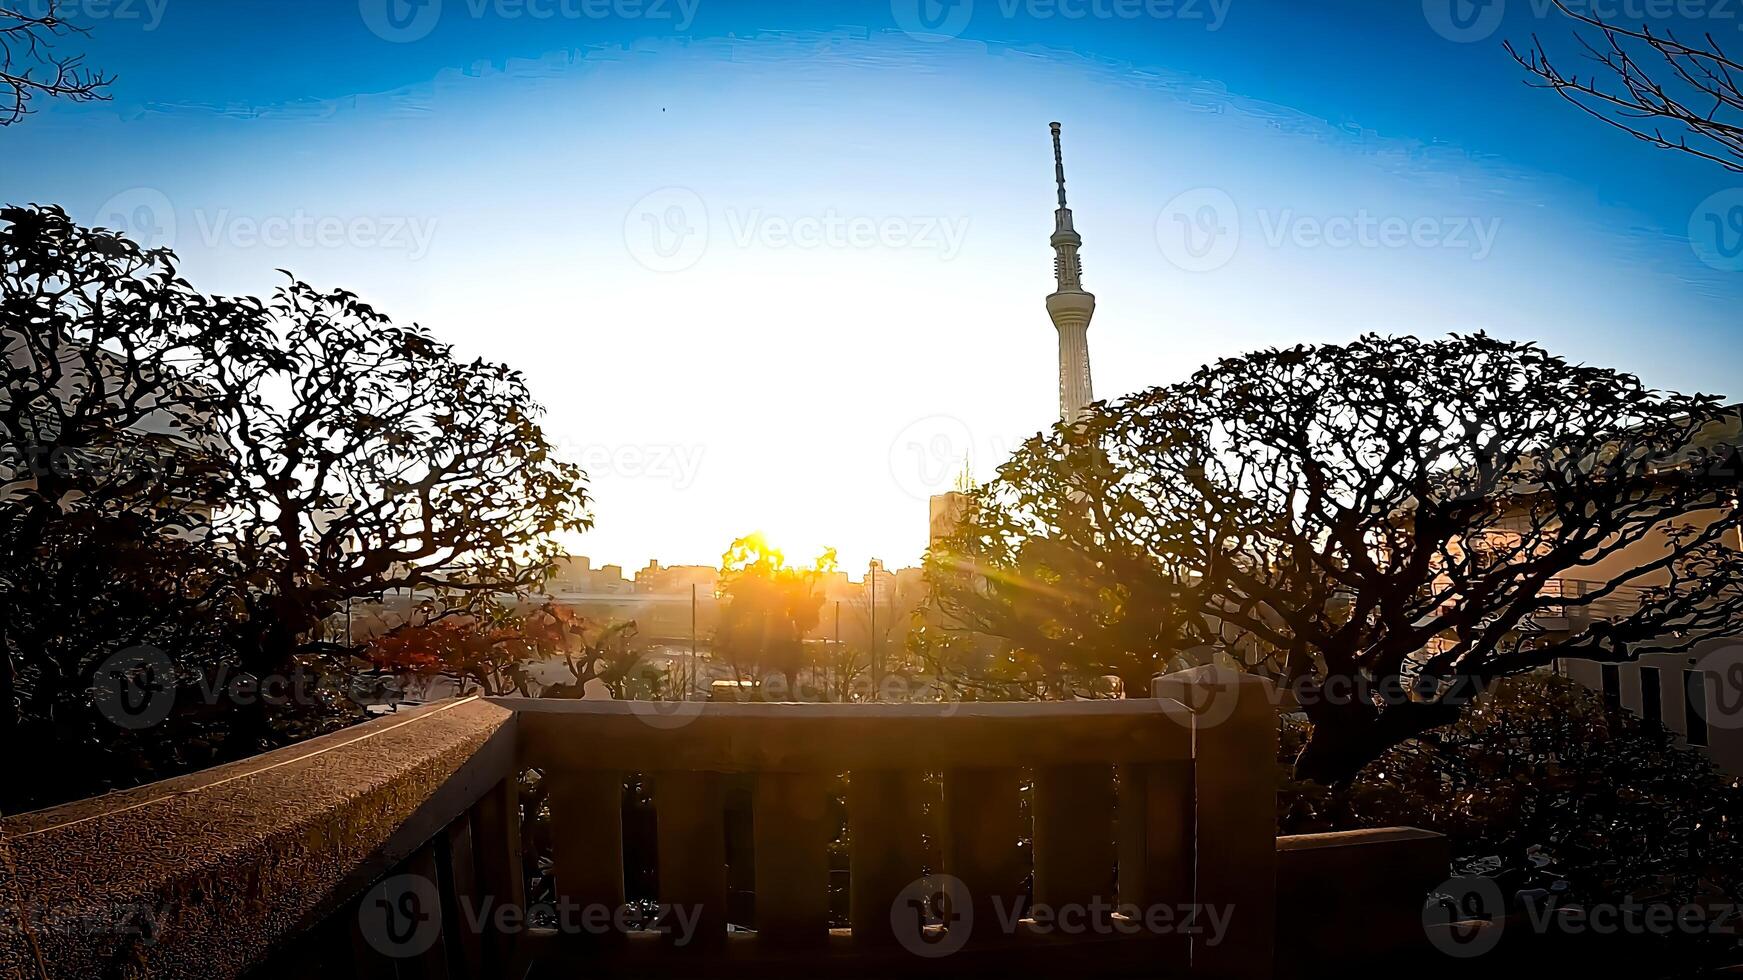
xmin=194 ymin=278 xmax=590 ymax=752
xmin=367 ymin=603 xmax=644 ymax=699
xmin=1283 ymin=672 xmax=1743 ymax=972
xmin=0 ymin=205 xmax=589 ymax=809
xmin=927 ymin=333 xmax=1743 ymax=783
xmin=915 ymin=441 xmax=1215 ymax=698
xmin=715 ymin=532 xmax=835 ymax=689
xmin=0 ymin=205 xmax=242 ymax=809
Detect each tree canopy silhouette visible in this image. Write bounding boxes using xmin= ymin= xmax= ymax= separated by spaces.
xmin=715 ymin=532 xmax=834 ymax=690
xmin=926 ymin=333 xmax=1743 ymax=784
xmin=368 ymin=603 xmax=642 ymax=700
xmin=194 ymin=276 xmax=591 ymax=750
xmin=0 ymin=204 xmax=590 ymax=807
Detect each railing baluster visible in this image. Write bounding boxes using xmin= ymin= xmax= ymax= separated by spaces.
xmin=753 ymin=771 xmax=833 ymax=945
xmin=1032 ymin=765 xmax=1116 ymax=929
xmin=470 ymin=776 xmax=525 ymax=972
xmin=654 ymin=770 xmax=729 ymax=947
xmin=439 ymin=815 xmax=485 ymax=977
xmin=848 ymin=769 xmax=928 ymax=947
xmin=725 ymin=777 xmax=758 ymax=928
xmin=1117 ymin=760 xmax=1194 ymax=970
xmin=549 ymin=767 xmax=626 ymax=942
xmin=349 ymin=894 xmax=401 ymax=980
xmin=402 ymin=845 xmax=453 ymax=979
xmin=942 ymin=767 xmax=1025 ymax=945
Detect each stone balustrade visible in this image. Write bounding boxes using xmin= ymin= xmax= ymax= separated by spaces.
xmin=0 ymin=669 xmax=1443 ymax=979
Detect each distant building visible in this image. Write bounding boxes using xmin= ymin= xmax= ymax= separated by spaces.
xmin=546 ymin=555 xmax=631 ymax=594
xmin=542 ymin=554 xmax=716 ymax=639
xmin=635 ymin=559 xmax=719 ymax=596
xmin=1515 ymin=410 xmax=1743 ymax=773
xmin=928 ymin=490 xmax=971 ymax=546
xmin=534 ymin=553 xmax=930 ymax=657
xmin=1562 ymin=643 xmax=1743 ymax=773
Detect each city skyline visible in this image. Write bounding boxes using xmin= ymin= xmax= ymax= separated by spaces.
xmin=546 ymin=551 xmax=917 ymax=592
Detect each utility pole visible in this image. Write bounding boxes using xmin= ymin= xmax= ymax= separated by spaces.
xmin=689 ymin=582 xmax=697 ymax=700
xmin=869 ymin=558 xmax=880 ymax=701
xmin=834 ymin=600 xmax=841 ymax=702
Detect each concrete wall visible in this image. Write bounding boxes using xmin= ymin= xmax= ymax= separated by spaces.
xmin=1562 ymin=636 xmax=1743 ymax=774
xmin=1275 ymin=828 xmax=1449 ymax=979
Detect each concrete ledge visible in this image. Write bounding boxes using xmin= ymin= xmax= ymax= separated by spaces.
xmin=503 ymin=697 xmax=1194 ymax=771
xmin=1275 ymin=826 xmax=1449 ymax=978
xmin=0 ymin=697 xmax=514 ymax=980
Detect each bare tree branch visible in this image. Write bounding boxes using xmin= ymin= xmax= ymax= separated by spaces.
xmin=1508 ymin=0 xmax=1743 ymax=170
xmin=0 ymin=1 xmax=114 ymax=126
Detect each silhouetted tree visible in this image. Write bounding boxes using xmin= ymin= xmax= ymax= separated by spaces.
xmin=715 ymin=533 xmax=833 ymax=691
xmin=1509 ymin=0 xmax=1743 ymax=171
xmin=931 ymin=333 xmax=1743 ymax=784
xmin=816 ymin=633 xmax=872 ymax=703
xmin=0 ymin=205 xmax=591 ymax=807
xmin=919 ymin=412 xmax=1219 ymax=698
xmin=536 ymin=615 xmax=646 ymax=700
xmin=0 ymin=205 xmax=247 ymax=808
xmin=195 ymin=279 xmax=591 ymax=752
xmin=1 ymin=1 xmax=113 ymax=125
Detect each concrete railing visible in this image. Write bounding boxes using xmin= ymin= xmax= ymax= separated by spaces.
xmin=0 ymin=669 xmax=1442 ymax=979
xmin=1531 ymin=577 xmax=1652 ymax=630
xmin=1274 ymin=827 xmax=1451 ymax=978
xmin=507 ymin=691 xmax=1252 ymax=977
xmin=0 ymin=697 xmax=521 ymax=979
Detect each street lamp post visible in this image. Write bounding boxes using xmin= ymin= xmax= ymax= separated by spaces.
xmin=869 ymin=559 xmax=880 ymax=701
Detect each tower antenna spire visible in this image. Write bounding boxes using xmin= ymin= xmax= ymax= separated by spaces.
xmin=1045 ymin=121 xmax=1095 ymax=424
xmin=1050 ymin=121 xmax=1068 ymax=209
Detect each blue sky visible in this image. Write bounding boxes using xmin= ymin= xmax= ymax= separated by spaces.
xmin=4 ymin=0 xmax=1740 ymax=570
